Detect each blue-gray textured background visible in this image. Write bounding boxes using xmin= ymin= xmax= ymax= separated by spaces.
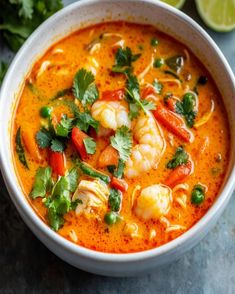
xmin=0 ymin=0 xmax=235 ymax=293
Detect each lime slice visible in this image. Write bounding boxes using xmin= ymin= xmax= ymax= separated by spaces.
xmin=160 ymin=0 xmax=186 ymax=9
xmin=196 ymin=0 xmax=235 ymax=32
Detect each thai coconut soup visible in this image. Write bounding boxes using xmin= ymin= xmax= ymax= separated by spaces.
xmin=12 ymin=22 xmax=230 ymax=253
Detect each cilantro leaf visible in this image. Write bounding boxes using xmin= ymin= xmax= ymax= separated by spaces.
xmin=109 ymin=188 xmax=121 ymax=212
xmin=15 ymin=127 xmax=28 ymax=169
xmin=153 ymin=79 xmax=163 ymax=94
xmin=47 ymin=204 xmax=64 ymax=231
xmin=0 ymin=61 xmax=8 ymax=85
xmin=36 ymin=128 xmax=52 ymax=148
xmin=56 ymin=115 xmax=73 ymax=137
xmin=75 ymin=110 xmax=99 ymax=133
xmin=175 ymin=92 xmax=197 ymax=128
xmin=30 ymin=167 xmax=53 ymax=199
xmin=83 ymin=137 xmax=96 ymax=155
xmin=72 ymin=68 xmax=99 ymax=106
xmin=112 ymin=47 xmax=141 ymax=73
xmin=67 ymin=168 xmax=79 ymax=193
xmin=167 ymin=146 xmax=189 ymax=169
xmin=110 ymin=126 xmax=132 ymax=162
xmin=50 ymin=139 xmax=65 ymax=153
xmin=126 ymin=74 xmax=155 ymax=120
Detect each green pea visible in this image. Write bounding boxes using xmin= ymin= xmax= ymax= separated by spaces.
xmin=191 ymin=185 xmax=205 ymax=205
xmin=104 ymin=212 xmax=118 ymax=225
xmin=40 ymin=106 xmax=52 ymax=118
xmin=151 ymin=38 xmax=159 ymax=47
xmin=154 ymin=58 xmax=164 ymax=68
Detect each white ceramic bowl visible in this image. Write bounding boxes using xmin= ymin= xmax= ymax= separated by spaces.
xmin=0 ymin=0 xmax=235 ymax=277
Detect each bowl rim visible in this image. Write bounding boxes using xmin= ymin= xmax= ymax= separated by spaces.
xmin=0 ymin=0 xmax=235 ymax=263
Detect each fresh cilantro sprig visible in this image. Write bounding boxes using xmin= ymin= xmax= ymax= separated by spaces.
xmin=36 ymin=127 xmax=66 ymax=153
xmin=55 ymin=115 xmax=73 ymax=137
xmin=167 ymin=146 xmax=189 ymax=169
xmin=30 ymin=167 xmax=53 ymax=199
xmin=30 ymin=166 xmax=80 ymax=231
xmin=126 ymin=74 xmax=155 ymax=120
xmin=112 ymin=47 xmax=141 ymax=73
xmin=175 ymin=92 xmax=197 ymax=127
xmin=110 ymin=126 xmax=132 ymax=162
xmin=72 ymin=68 xmax=99 ymax=107
xmin=83 ymin=137 xmax=96 ymax=155
xmin=108 ymin=188 xmax=121 ymax=212
xmin=62 ymin=100 xmax=99 ymax=133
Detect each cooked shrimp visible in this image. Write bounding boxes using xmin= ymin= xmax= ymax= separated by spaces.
xmin=91 ymin=101 xmax=131 ymax=130
xmin=135 ymin=184 xmax=172 ymax=220
xmin=125 ymin=111 xmax=165 ymax=178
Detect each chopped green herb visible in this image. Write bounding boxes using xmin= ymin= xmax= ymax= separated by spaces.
xmin=167 ymin=146 xmax=189 ymax=169
xmin=0 ymin=61 xmax=8 ymax=85
xmin=36 ymin=128 xmax=52 ymax=149
xmin=109 ymin=189 xmax=121 ymax=212
xmin=74 ymin=110 xmax=99 ymax=133
xmin=151 ymin=37 xmax=159 ymax=47
xmin=70 ymin=199 xmax=82 ymax=211
xmin=175 ymin=92 xmax=197 ymax=127
xmin=110 ymin=126 xmax=132 ymax=162
xmin=126 ymin=73 xmax=155 ymax=119
xmin=55 ymin=115 xmax=73 ymax=137
xmin=67 ymin=168 xmax=80 ymax=193
xmin=112 ymin=47 xmax=141 ymax=73
xmin=191 ymin=184 xmax=205 ymax=205
xmin=72 ymin=68 xmax=99 ymax=106
xmin=50 ymin=138 xmax=66 ymax=153
xmin=153 ymin=79 xmax=163 ymax=94
xmin=83 ymin=137 xmax=96 ymax=155
xmin=30 ymin=167 xmax=53 ymax=199
xmin=153 ymin=58 xmax=164 ymax=68
xmin=165 ymin=55 xmax=184 ymax=73
xmin=15 ymin=127 xmax=28 ymax=169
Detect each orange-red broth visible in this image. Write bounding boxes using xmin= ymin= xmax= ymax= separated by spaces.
xmin=12 ymin=22 xmax=230 ymax=253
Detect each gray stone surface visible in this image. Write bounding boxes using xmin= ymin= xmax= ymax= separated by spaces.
xmin=0 ymin=0 xmax=235 ymax=293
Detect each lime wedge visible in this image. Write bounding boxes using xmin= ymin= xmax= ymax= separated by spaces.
xmin=160 ymin=0 xmax=186 ymax=9
xmin=196 ymin=0 xmax=235 ymax=32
